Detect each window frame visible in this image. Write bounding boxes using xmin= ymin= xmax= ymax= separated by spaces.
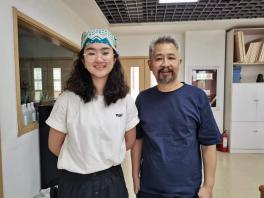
xmin=13 ymin=7 xmax=80 ymax=136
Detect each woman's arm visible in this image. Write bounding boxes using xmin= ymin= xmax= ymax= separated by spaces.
xmin=48 ymin=128 xmax=66 ymax=156
xmin=131 ymin=139 xmax=143 ymax=194
xmin=125 ymin=127 xmax=136 ymax=150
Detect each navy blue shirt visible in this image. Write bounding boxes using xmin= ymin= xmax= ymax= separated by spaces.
xmin=136 ymin=83 xmax=221 ymax=197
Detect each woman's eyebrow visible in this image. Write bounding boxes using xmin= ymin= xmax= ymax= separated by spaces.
xmin=85 ymin=47 xmax=111 ymax=51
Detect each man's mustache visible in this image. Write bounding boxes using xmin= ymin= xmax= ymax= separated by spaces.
xmin=158 ymin=67 xmax=174 ymax=73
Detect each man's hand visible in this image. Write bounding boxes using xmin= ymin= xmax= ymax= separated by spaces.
xmin=198 ymin=185 xmax=213 ymax=198
xmin=132 ymin=175 xmax=140 ymax=194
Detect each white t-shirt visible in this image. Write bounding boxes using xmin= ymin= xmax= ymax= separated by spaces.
xmin=46 ymin=91 xmax=139 ymax=174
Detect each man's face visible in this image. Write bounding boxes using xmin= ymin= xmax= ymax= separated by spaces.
xmin=148 ymin=43 xmax=182 ymax=84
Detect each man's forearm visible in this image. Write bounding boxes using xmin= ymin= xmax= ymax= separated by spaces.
xmin=201 ymin=145 xmax=217 ymax=188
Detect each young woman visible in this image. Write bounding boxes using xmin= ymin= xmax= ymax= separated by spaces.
xmin=46 ymin=28 xmax=139 ymax=198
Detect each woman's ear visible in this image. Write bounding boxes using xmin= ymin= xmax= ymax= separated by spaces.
xmin=82 ymin=58 xmax=86 ymax=67
xmin=113 ymin=51 xmax=118 ymax=64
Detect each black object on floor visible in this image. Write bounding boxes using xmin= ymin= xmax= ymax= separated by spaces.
xmin=50 ymin=186 xmax=58 ymax=198
xmin=38 ymin=104 xmax=60 ymax=189
xmin=256 ymin=74 xmax=264 ymax=82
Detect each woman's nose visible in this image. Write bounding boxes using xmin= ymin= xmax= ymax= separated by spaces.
xmin=94 ymin=53 xmax=104 ymax=62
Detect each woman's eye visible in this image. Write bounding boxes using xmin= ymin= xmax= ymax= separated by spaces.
xmin=87 ymin=52 xmax=95 ymax=56
xmin=102 ymin=51 xmax=110 ymax=56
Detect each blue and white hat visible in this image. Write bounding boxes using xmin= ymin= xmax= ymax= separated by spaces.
xmin=81 ymin=28 xmax=118 ymax=54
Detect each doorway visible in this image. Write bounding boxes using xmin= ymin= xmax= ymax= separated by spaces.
xmin=120 ymin=57 xmax=156 ymax=198
xmin=121 ymin=57 xmax=157 ymax=98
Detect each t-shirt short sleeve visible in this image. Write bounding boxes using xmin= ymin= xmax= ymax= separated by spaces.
xmin=135 ymin=94 xmax=143 ymax=139
xmin=46 ymin=92 xmax=68 ymax=133
xmin=135 ymin=123 xmax=144 ymax=139
xmin=198 ymin=91 xmax=221 ymax=145
xmin=125 ymin=94 xmax=139 ymax=131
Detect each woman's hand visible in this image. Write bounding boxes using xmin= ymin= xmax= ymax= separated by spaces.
xmin=132 ymin=175 xmax=140 ymax=194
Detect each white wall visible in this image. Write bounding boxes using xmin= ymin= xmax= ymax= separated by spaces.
xmin=0 ymin=1 xmax=90 ymax=197
xmin=118 ymin=34 xmax=185 ymax=81
xmin=185 ymin=30 xmax=226 ymax=132
xmin=61 ymin=0 xmax=109 ymax=29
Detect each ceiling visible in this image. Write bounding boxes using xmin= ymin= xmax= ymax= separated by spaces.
xmin=95 ymin=0 xmax=264 ymax=24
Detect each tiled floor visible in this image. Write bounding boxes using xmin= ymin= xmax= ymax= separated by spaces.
xmin=214 ymin=152 xmax=264 ymax=198
xmin=122 ymin=151 xmax=264 ymax=198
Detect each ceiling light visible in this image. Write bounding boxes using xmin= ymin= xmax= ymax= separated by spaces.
xmin=159 ymin=0 xmax=199 ymax=3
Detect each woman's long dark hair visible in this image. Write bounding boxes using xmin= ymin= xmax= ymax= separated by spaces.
xmin=65 ymin=48 xmax=129 ymax=106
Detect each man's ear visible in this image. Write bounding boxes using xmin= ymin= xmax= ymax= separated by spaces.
xmin=148 ymin=59 xmax=152 ymax=71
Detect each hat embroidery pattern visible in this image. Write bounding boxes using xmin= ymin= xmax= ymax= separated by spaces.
xmin=81 ymin=29 xmax=117 ymax=53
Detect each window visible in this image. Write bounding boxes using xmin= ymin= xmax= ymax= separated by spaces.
xmin=130 ymin=67 xmax=139 ymax=100
xmin=13 ymin=7 xmax=79 ymax=135
xmin=53 ymin=68 xmax=62 ymax=99
xmin=33 ymin=68 xmax=42 ymax=102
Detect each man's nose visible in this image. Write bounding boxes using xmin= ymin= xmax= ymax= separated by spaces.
xmin=161 ymin=57 xmax=169 ymax=66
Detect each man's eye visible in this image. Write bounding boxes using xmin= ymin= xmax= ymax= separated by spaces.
xmin=155 ymin=57 xmax=163 ymax=61
xmin=169 ymin=57 xmax=176 ymax=60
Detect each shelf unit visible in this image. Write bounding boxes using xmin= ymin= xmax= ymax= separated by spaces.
xmin=233 ymin=62 xmax=264 ymax=66
xmin=224 ymin=27 xmax=264 ymax=153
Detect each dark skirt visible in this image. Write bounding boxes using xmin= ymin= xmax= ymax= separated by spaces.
xmin=137 ymin=191 xmax=199 ymax=198
xmin=58 ymin=165 xmax=128 ymax=198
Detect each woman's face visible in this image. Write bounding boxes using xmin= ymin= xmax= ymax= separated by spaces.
xmin=83 ymin=43 xmax=115 ymax=80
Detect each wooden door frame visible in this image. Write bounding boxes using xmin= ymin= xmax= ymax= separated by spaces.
xmin=120 ymin=56 xmax=150 ymax=91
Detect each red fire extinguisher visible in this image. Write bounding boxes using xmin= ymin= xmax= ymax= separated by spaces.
xmin=219 ymin=130 xmax=229 ymax=152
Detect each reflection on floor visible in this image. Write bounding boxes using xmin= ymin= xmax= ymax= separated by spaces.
xmin=214 ymin=151 xmax=264 ymax=198
xmin=122 ymin=151 xmax=264 ymax=198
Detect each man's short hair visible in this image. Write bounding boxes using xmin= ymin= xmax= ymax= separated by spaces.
xmin=149 ymin=36 xmax=179 ymax=58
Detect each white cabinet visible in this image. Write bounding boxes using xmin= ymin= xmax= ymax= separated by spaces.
xmin=230 ymin=83 xmax=264 ymax=152
xmin=232 ymin=83 xmax=264 ymax=122
xmin=257 ymin=84 xmax=264 ymax=121
xmin=232 ymin=84 xmax=257 ymax=121
xmin=231 ymin=122 xmax=264 ymax=150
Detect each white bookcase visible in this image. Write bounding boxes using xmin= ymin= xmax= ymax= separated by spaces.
xmin=224 ymin=28 xmax=264 ymax=153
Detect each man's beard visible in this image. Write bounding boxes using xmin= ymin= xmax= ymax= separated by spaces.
xmin=157 ymin=67 xmax=176 ymax=84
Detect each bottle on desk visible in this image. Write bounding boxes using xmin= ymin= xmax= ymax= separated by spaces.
xmin=21 ymin=104 xmax=29 ymax=126
xmin=30 ymin=102 xmax=36 ymax=122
